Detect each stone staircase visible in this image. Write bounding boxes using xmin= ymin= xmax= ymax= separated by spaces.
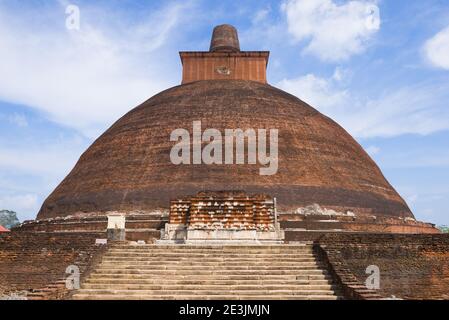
xmin=72 ymin=244 xmax=342 ymax=300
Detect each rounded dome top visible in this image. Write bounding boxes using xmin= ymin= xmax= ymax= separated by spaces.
xmin=37 ymin=80 xmax=413 ymax=220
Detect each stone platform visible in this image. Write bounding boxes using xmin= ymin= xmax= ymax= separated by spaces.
xmin=12 ymin=213 xmax=168 ymax=243
xmin=160 ymin=191 xmax=284 ymax=244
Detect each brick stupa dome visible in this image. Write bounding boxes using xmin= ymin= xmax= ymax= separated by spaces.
xmin=37 ymin=25 xmax=413 ymax=220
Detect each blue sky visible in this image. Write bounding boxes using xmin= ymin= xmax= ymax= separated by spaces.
xmin=0 ymin=0 xmax=448 ymax=225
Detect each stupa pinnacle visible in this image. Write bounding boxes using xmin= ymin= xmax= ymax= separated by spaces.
xmin=209 ymin=24 xmax=241 ymax=52
xmin=180 ymin=24 xmax=269 ymax=84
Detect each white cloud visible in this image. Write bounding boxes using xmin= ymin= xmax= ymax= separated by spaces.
xmin=281 ymin=0 xmax=380 ymax=61
xmin=424 ymin=25 xmax=449 ymax=70
xmin=278 ymin=71 xmax=449 ymax=138
xmin=0 ymin=194 xmax=39 ymax=221
xmin=0 ymin=2 xmax=193 ymax=138
xmin=385 ymin=149 xmax=449 ymax=169
xmin=355 ymin=85 xmax=449 ymax=138
xmin=252 ymin=7 xmax=271 ymax=24
xmin=332 ymin=67 xmax=352 ymax=82
xmin=278 ymin=72 xmax=349 ymax=110
xmin=0 ymin=134 xmax=90 ymax=220
xmin=0 ymin=139 xmax=86 ymax=177
xmin=7 ymin=113 xmax=28 ymax=127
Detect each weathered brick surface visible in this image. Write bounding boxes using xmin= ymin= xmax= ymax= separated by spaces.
xmin=170 ymin=191 xmax=275 ymax=231
xmin=37 ymin=80 xmax=413 ymax=221
xmin=315 ymin=233 xmax=449 ymax=300
xmin=36 ymin=25 xmax=414 ymax=223
xmin=281 ymin=213 xmax=439 ymax=236
xmin=180 ymin=52 xmax=269 ymax=84
xmin=14 ymin=214 xmax=167 ymax=243
xmin=0 ymin=232 xmax=108 ymax=299
xmin=314 ymin=244 xmax=381 ymax=300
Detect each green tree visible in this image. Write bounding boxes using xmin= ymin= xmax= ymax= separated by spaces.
xmin=437 ymin=225 xmax=449 ymax=233
xmin=0 ymin=210 xmax=20 ymax=229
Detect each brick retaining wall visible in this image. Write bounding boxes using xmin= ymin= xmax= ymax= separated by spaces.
xmin=0 ymin=232 xmax=108 ymax=299
xmin=316 ymin=233 xmax=449 ymax=299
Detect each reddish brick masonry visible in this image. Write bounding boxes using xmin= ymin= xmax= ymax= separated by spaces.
xmin=281 ymin=213 xmax=439 ymax=237
xmin=315 ymin=233 xmax=449 ymax=300
xmin=13 ymin=213 xmax=168 ymax=243
xmin=169 ymin=191 xmax=275 ymax=231
xmin=180 ymin=52 xmax=269 ymax=84
xmin=0 ymin=232 xmax=108 ymax=300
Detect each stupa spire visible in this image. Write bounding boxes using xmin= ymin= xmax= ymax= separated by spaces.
xmin=209 ymin=24 xmax=240 ymax=52
xmin=179 ymin=24 xmax=269 ymax=84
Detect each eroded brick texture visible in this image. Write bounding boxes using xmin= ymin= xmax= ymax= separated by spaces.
xmin=36 ymin=27 xmax=415 ymax=224
xmin=170 ymin=191 xmax=275 ymax=231
xmin=316 ymin=233 xmax=449 ymax=300
xmin=281 ymin=214 xmax=439 ymax=238
xmin=0 ymin=232 xmax=107 ymax=299
xmin=14 ymin=214 xmax=168 ymax=243
xmin=180 ymin=52 xmax=269 ymax=84
xmin=37 ymin=80 xmax=413 ymax=221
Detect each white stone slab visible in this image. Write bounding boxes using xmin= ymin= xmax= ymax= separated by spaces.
xmin=107 ymin=214 xmax=125 ymax=229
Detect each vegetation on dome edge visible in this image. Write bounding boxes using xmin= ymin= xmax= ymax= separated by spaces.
xmin=0 ymin=210 xmax=20 ymax=229
xmin=437 ymin=225 xmax=449 ymax=233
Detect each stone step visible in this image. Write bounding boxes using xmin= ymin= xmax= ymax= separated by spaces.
xmin=98 ymin=261 xmax=319 ymax=267
xmin=83 ymin=278 xmax=332 ymax=285
xmin=72 ymin=294 xmax=342 ymax=300
xmin=81 ymin=283 xmax=336 ymax=290
xmin=97 ymin=264 xmax=323 ymax=270
xmin=91 ymin=269 xmax=329 ymax=276
xmin=73 ymin=243 xmax=340 ymax=300
xmin=103 ymin=251 xmax=314 ymax=256
xmin=94 ymin=264 xmax=325 ymax=270
xmin=73 ymin=289 xmax=336 ymax=296
xmin=100 ymin=258 xmax=319 ymax=263
xmin=105 ymin=249 xmax=314 ymax=253
xmin=100 ymin=257 xmax=317 ymax=262
xmin=103 ymin=253 xmax=314 ymax=258
xmin=109 ymin=245 xmax=311 ymax=250
xmin=101 ymin=256 xmax=317 ymax=262
xmin=99 ymin=261 xmax=318 ymax=266
xmin=86 ymin=274 xmax=331 ymax=281
xmin=108 ymin=246 xmax=312 ymax=249
xmin=104 ymin=252 xmax=315 ymax=259
xmin=109 ymin=246 xmax=312 ymax=250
